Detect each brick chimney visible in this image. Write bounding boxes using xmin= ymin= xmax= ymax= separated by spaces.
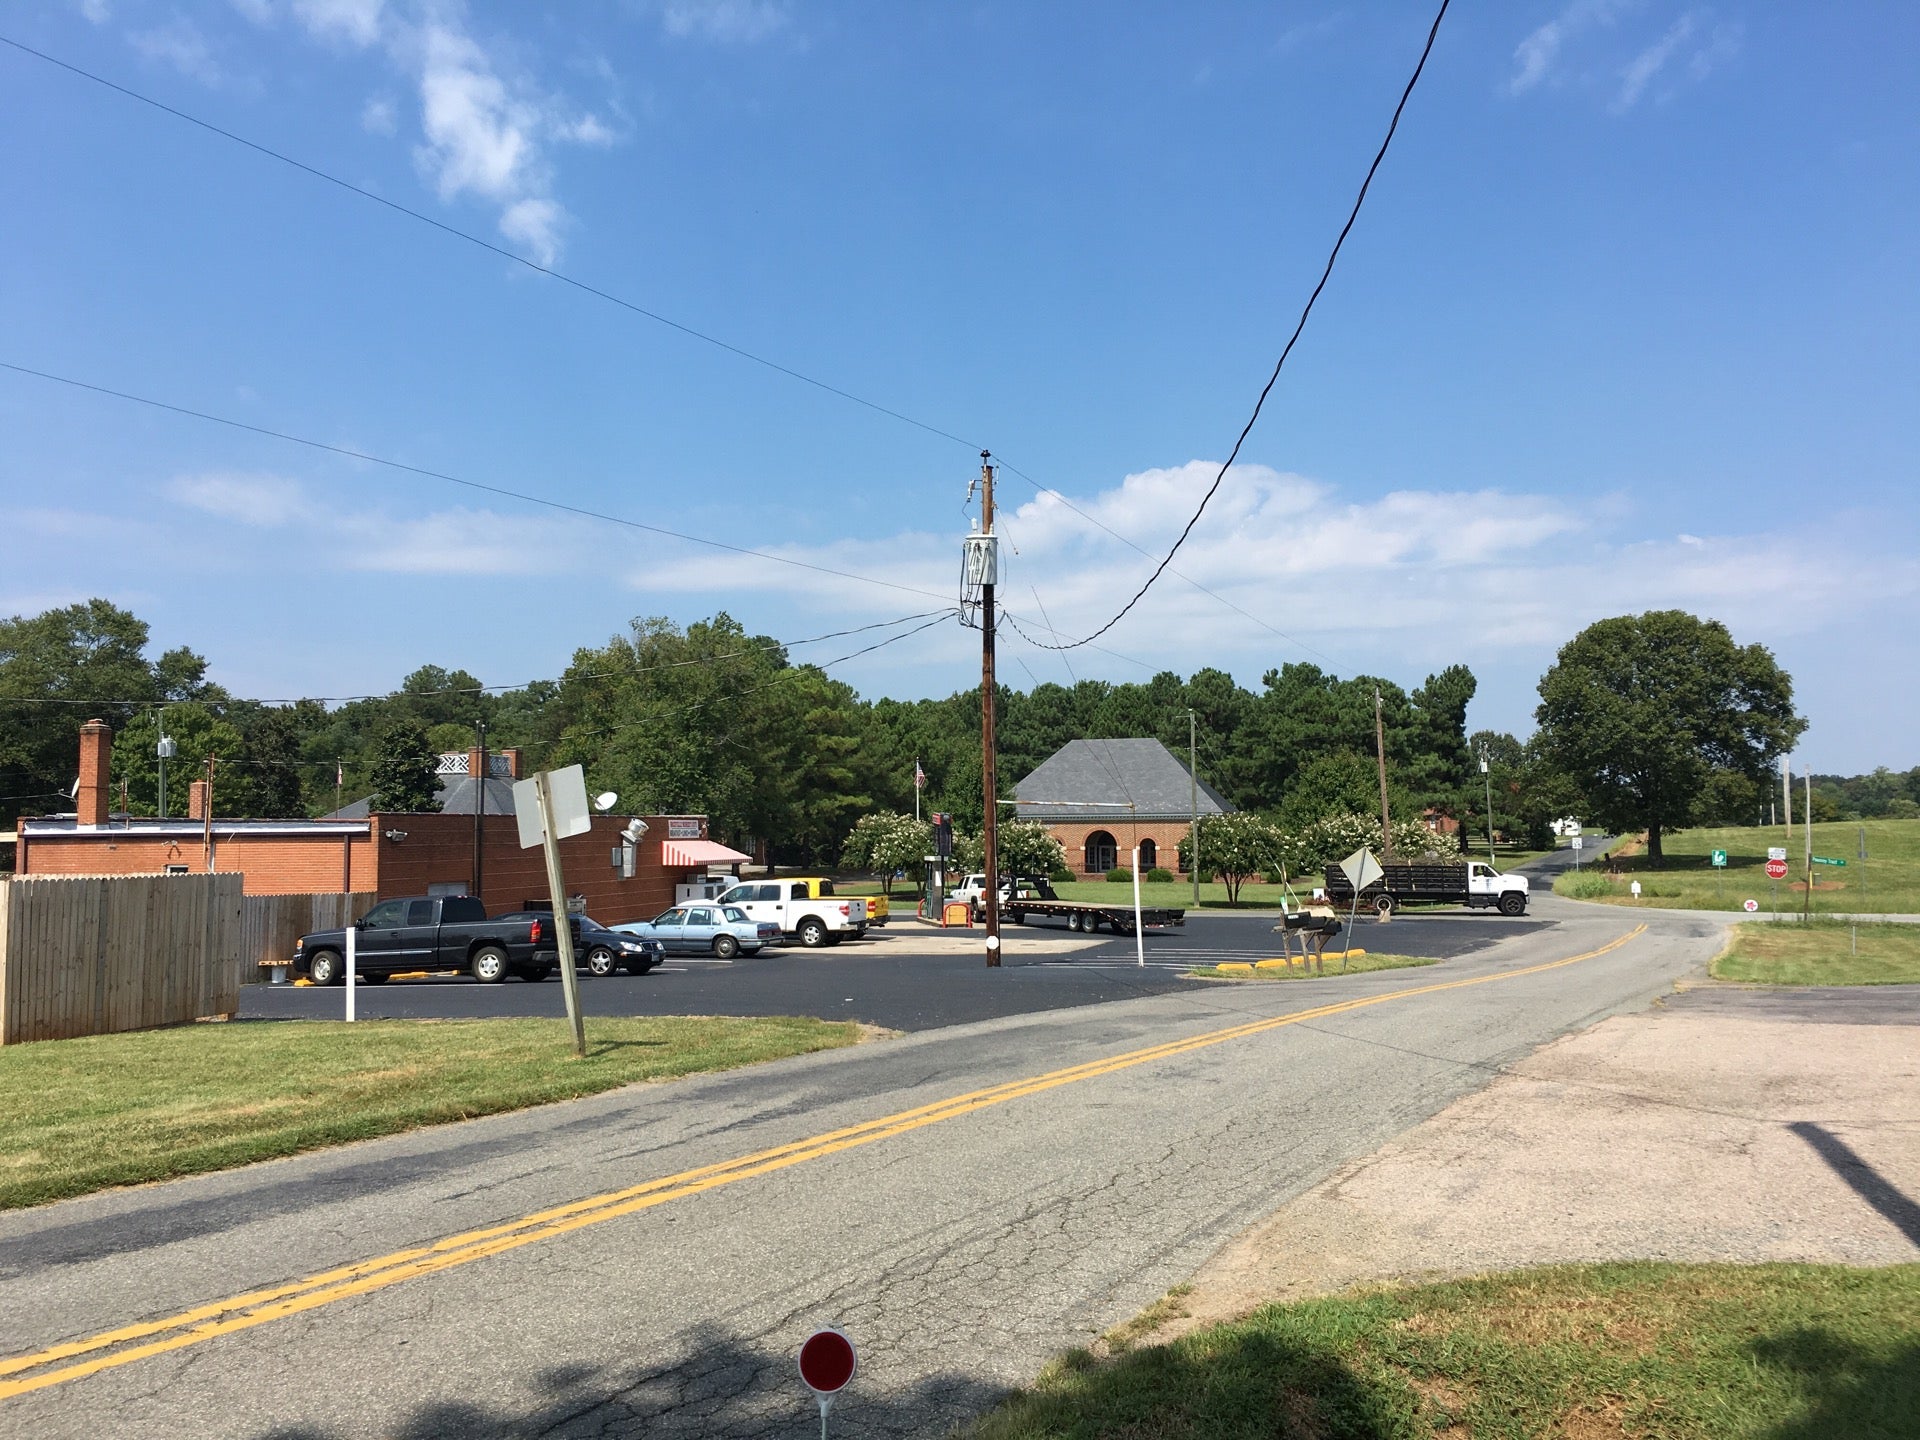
xmin=187 ymin=778 xmax=210 ymax=821
xmin=500 ymin=748 xmax=523 ymax=780
xmin=77 ymin=719 xmax=111 ymax=827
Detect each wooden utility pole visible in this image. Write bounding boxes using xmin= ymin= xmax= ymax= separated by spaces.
xmin=471 ymin=721 xmax=487 ymax=905
xmin=1374 ymin=686 xmax=1393 ymax=859
xmin=980 ymin=453 xmax=1001 ymax=967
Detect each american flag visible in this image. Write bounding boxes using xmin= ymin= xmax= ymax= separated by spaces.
xmin=914 ymin=760 xmax=926 ymax=790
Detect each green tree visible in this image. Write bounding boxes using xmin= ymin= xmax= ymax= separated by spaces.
xmin=840 ymin=812 xmax=933 ymax=894
xmin=996 ymin=820 xmax=1067 ymax=880
xmin=1176 ymin=812 xmax=1283 ymax=903
xmin=1535 ymin=611 xmax=1804 ymax=862
xmin=368 ymin=716 xmax=442 ymax=813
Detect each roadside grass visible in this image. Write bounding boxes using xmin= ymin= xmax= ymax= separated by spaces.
xmin=1713 ymin=919 xmax=1920 ymax=986
xmin=1553 ymin=818 xmax=1920 ymax=914
xmin=967 ymin=1262 xmax=1920 ymax=1439
xmin=0 ymin=1015 xmax=863 ymax=1210
xmin=1189 ymin=953 xmax=1437 ymax=981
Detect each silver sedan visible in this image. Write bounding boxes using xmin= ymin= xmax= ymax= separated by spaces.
xmin=612 ymin=904 xmax=782 ymax=959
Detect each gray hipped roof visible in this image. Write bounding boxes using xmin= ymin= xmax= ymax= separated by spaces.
xmin=327 ymin=775 xmax=517 ymax=820
xmin=1013 ymin=739 xmax=1231 ymax=822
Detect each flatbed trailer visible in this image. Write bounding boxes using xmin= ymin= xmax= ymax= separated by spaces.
xmin=995 ymin=876 xmax=1185 ymax=935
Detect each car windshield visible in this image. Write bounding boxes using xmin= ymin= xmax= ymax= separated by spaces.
xmin=722 ymin=906 xmax=749 ymax=922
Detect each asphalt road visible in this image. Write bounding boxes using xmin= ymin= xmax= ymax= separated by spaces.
xmin=0 ymin=896 xmax=1721 ymax=1437
xmin=242 ymin=910 xmax=1549 ymax=1032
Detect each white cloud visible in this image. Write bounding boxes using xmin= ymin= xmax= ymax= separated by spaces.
xmin=1613 ymin=12 xmax=1695 ymax=111
xmin=76 ymin=0 xmax=111 ymax=24
xmin=130 ymin=18 xmax=225 ymax=86
xmin=1509 ymin=0 xmax=1627 ymax=96
xmin=292 ymin=0 xmax=386 ymax=48
xmin=168 ymin=473 xmax=316 ymax=527
xmin=660 ymin=0 xmax=790 ymax=45
xmin=360 ymin=94 xmax=398 ymax=135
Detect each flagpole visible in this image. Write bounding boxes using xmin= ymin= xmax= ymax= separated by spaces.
xmin=914 ymin=758 xmax=921 ymax=823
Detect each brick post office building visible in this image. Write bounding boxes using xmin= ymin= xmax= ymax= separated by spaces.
xmin=1012 ymin=738 xmax=1230 ymax=875
xmin=12 ymin=722 xmax=744 ymax=924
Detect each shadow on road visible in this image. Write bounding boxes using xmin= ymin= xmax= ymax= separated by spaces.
xmin=253 ymin=1321 xmax=1009 ymax=1438
xmin=1789 ymin=1121 xmax=1920 ymax=1247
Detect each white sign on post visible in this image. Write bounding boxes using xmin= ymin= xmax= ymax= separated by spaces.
xmin=1571 ymin=835 xmax=1583 ymax=851
xmin=1768 ymin=846 xmax=1788 ymax=862
xmin=513 ymin=764 xmax=592 ymax=850
xmin=1338 ymin=847 xmax=1384 ymax=893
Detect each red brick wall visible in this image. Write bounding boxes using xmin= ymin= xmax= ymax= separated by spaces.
xmin=1039 ymin=820 xmax=1196 ymax=875
xmin=20 ymin=828 xmax=374 ymax=895
xmin=367 ymin=813 xmax=679 ymax=925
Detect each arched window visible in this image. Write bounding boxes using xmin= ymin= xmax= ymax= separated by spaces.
xmin=1085 ymin=830 xmax=1117 ymax=874
xmin=1138 ymin=838 xmax=1157 ymax=871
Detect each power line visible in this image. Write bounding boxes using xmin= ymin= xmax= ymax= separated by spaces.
xmin=1015 ymin=0 xmax=1451 ymax=651
xmin=0 ymin=33 xmax=982 ymax=457
xmin=0 ymin=361 xmax=958 ymax=606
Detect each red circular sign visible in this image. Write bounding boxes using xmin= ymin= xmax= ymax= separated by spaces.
xmin=799 ymin=1329 xmax=856 ymax=1395
xmin=1765 ymin=859 xmax=1789 ymax=880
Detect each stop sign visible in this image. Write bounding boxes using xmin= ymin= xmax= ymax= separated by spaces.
xmin=1765 ymin=858 xmax=1789 ymax=880
xmin=799 ymin=1328 xmax=857 ymax=1396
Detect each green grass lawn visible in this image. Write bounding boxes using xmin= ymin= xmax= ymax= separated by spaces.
xmin=0 ymin=1015 xmax=863 ymax=1210
xmin=1554 ymin=818 xmax=1920 ymax=914
xmin=968 ymin=1262 xmax=1920 ymax=1439
xmin=1190 ymin=953 xmax=1438 ymax=981
xmin=1713 ymin=919 xmax=1920 ymax=986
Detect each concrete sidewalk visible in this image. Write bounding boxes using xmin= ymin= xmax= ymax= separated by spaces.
xmin=1167 ymin=980 xmax=1920 ymax=1333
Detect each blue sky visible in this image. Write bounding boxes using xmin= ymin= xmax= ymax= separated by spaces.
xmin=3 ymin=1 xmax=1916 ymax=772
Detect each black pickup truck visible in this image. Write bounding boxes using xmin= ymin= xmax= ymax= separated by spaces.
xmin=293 ymin=896 xmax=551 ymax=985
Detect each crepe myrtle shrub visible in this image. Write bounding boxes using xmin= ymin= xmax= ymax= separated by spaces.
xmin=998 ymin=820 xmax=1068 ymax=880
xmin=839 ymin=811 xmax=932 ymax=895
xmin=1176 ymin=812 xmax=1286 ymax=904
xmin=1278 ymin=814 xmax=1462 ymax=877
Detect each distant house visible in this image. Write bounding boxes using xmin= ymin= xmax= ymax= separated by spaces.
xmin=1013 ymin=738 xmax=1230 ymax=875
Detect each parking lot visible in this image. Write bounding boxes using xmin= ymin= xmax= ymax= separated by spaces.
xmin=241 ymin=908 xmax=1551 ymax=1033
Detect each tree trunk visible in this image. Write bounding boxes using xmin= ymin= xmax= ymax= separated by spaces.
xmin=1646 ymin=825 xmax=1664 ymax=864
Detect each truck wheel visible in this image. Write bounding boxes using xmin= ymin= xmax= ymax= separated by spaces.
xmin=1498 ymin=892 xmax=1527 ymax=917
xmin=713 ymin=933 xmax=739 ymax=959
xmin=1067 ymin=912 xmax=1083 ymax=932
xmin=1373 ymin=894 xmax=1397 ymax=918
xmin=471 ymin=945 xmax=510 ymax=984
xmin=798 ymin=918 xmax=828 ymax=948
xmin=586 ymin=946 xmax=618 ymax=977
xmin=1010 ymin=909 xmax=1026 ymax=925
xmin=307 ymin=950 xmax=343 ymax=986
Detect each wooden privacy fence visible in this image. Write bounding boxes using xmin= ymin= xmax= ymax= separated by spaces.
xmin=0 ymin=873 xmax=244 ymax=1044
xmin=241 ymin=891 xmax=373 ymax=981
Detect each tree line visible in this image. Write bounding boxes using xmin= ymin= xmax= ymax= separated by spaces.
xmin=1 ymin=599 xmax=1844 ymax=870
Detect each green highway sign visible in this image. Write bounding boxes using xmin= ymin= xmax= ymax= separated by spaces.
xmin=1710 ymin=849 xmax=1727 ymax=867
xmin=1812 ymin=856 xmax=1847 ymax=867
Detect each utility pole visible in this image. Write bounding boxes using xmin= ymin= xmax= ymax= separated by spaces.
xmin=1782 ymin=756 xmax=1792 ymax=852
xmin=1803 ymin=769 xmax=1813 ymax=923
xmin=471 ymin=721 xmax=487 ymax=905
xmin=978 ymin=454 xmax=1001 ymax=967
xmin=1480 ymin=748 xmax=1496 ymax=864
xmin=1188 ymin=708 xmax=1200 ymax=907
xmin=1374 ymin=685 xmax=1393 ymax=859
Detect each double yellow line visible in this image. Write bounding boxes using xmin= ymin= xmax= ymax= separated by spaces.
xmin=0 ymin=924 xmax=1645 ymax=1400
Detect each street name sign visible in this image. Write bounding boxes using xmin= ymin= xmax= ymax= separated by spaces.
xmin=1812 ymin=856 xmax=1846 ymax=866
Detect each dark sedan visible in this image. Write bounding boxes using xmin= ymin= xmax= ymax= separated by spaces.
xmin=492 ymin=912 xmax=665 ymax=977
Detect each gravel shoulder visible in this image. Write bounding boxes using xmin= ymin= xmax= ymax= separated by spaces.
xmin=1161 ymin=980 xmax=1920 ymax=1340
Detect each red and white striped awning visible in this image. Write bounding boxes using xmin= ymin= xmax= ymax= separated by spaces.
xmin=661 ymin=839 xmax=752 ymax=868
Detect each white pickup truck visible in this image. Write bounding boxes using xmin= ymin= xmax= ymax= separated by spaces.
xmin=714 ymin=879 xmax=868 ymax=948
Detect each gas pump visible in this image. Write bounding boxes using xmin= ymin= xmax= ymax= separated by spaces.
xmin=922 ymin=856 xmax=947 ymax=920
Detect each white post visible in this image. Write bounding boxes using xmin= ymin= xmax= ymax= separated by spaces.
xmin=534 ymin=770 xmax=588 ymax=1057
xmin=1131 ymin=844 xmax=1145 ymax=967
xmin=344 ymin=919 xmax=356 ymax=1023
